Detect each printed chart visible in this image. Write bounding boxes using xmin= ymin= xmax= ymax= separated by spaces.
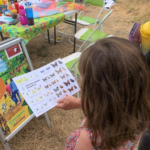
xmin=13 ymin=59 xmax=80 ymax=117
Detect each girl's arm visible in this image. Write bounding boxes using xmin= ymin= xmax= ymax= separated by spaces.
xmin=56 ymin=96 xmax=81 ymax=110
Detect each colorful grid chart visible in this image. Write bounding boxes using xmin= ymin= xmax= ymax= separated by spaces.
xmin=13 ymin=58 xmax=80 ymax=117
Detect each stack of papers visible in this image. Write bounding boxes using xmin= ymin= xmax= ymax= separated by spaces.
xmin=0 ymin=16 xmax=14 ymax=24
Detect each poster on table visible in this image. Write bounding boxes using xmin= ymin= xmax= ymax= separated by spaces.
xmin=0 ymin=43 xmax=32 ymax=137
xmin=13 ymin=59 xmax=80 ymax=117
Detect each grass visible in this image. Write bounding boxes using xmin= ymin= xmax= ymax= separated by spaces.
xmin=37 ymin=45 xmax=48 ymax=57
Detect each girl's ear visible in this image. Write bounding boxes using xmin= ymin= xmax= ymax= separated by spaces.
xmin=76 ymin=130 xmax=93 ymax=150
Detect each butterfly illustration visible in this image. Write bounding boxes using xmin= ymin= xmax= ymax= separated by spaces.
xmin=45 ymin=93 xmax=49 ymax=97
xmin=46 ymin=67 xmax=50 ymax=70
xmin=15 ymin=78 xmax=23 ymax=84
xmin=74 ymin=85 xmax=77 ymax=89
xmin=42 ymin=77 xmax=47 ymax=82
xmin=56 ymin=79 xmax=59 ymax=82
xmin=63 ymin=80 xmax=70 ymax=86
xmin=37 ymin=87 xmax=42 ymax=91
xmin=65 ymin=73 xmax=69 ymax=76
xmin=48 ymin=99 xmax=52 ymax=102
xmin=58 ymin=60 xmax=62 ymax=64
xmin=15 ymin=80 xmax=20 ymax=84
xmin=70 ymin=79 xmax=75 ymax=82
xmin=63 ymin=89 xmax=66 ymax=93
xmin=35 ymin=74 xmax=39 ymax=77
xmin=55 ymin=68 xmax=62 ymax=74
xmin=51 ymin=62 xmax=58 ymax=68
xmin=62 ymin=67 xmax=66 ymax=71
xmin=49 ymin=84 xmax=52 ymax=87
xmin=32 ymin=90 xmax=36 ymax=94
xmin=53 ymin=87 xmax=59 ymax=92
xmin=56 ymin=91 xmax=62 ymax=97
xmin=22 ymin=87 xmax=24 ymax=90
xmin=50 ymin=73 xmax=55 ymax=77
xmin=40 ymin=96 xmax=43 ymax=99
xmin=26 ymin=92 xmax=29 ymax=96
xmin=51 ymin=80 xmax=56 ymax=85
xmin=31 ymin=101 xmax=34 ymax=103
xmin=36 ymin=108 xmax=39 ymax=111
xmin=68 ymin=86 xmax=74 ymax=92
xmin=45 ymin=85 xmax=49 ymax=89
xmin=47 ymin=76 xmax=50 ymax=79
xmin=44 ymin=103 xmax=48 ymax=106
xmin=40 ymin=70 xmax=44 ymax=73
xmin=60 ymin=85 xmax=63 ymax=88
xmin=24 ymin=77 xmax=28 ymax=81
xmin=60 ymin=74 xmax=65 ymax=79
xmin=36 ymin=98 xmax=40 ymax=102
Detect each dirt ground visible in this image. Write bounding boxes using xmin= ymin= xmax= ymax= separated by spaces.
xmin=0 ymin=0 xmax=150 ymax=149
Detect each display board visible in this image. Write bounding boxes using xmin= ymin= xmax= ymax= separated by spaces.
xmin=0 ymin=37 xmax=50 ymax=150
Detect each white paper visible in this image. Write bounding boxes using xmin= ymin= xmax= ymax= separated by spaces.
xmin=13 ymin=58 xmax=80 ymax=117
xmin=0 ymin=16 xmax=14 ymax=24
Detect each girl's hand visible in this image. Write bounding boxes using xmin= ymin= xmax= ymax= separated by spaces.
xmin=56 ymin=95 xmax=81 ymax=110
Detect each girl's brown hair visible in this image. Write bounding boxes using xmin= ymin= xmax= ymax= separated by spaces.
xmin=78 ymin=37 xmax=150 ymax=150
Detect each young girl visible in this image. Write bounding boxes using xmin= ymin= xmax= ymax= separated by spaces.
xmin=57 ymin=37 xmax=150 ymax=150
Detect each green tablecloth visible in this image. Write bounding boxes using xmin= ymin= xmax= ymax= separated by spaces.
xmin=0 ymin=13 xmax=65 ymax=44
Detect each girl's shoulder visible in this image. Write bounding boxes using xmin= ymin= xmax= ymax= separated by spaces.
xmin=65 ymin=119 xmax=141 ymax=150
xmin=65 ymin=119 xmax=99 ymax=150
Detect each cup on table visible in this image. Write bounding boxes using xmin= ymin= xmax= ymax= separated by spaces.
xmin=10 ymin=9 xmax=17 ymax=19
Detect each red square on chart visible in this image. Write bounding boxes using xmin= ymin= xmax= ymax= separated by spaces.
xmin=5 ymin=44 xmax=22 ymax=60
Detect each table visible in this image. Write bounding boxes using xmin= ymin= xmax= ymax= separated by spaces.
xmin=0 ymin=9 xmax=79 ymax=53
xmin=52 ymin=9 xmax=79 ymax=53
xmin=0 ymin=13 xmax=65 ymax=44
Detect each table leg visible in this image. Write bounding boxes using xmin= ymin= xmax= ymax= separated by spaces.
xmin=74 ymin=13 xmax=77 ymax=53
xmin=54 ymin=26 xmax=56 ymax=45
xmin=0 ymin=32 xmax=4 ymax=41
xmin=47 ymin=30 xmax=50 ymax=43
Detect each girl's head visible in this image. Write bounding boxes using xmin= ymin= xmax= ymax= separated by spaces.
xmin=78 ymin=37 xmax=150 ymax=150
